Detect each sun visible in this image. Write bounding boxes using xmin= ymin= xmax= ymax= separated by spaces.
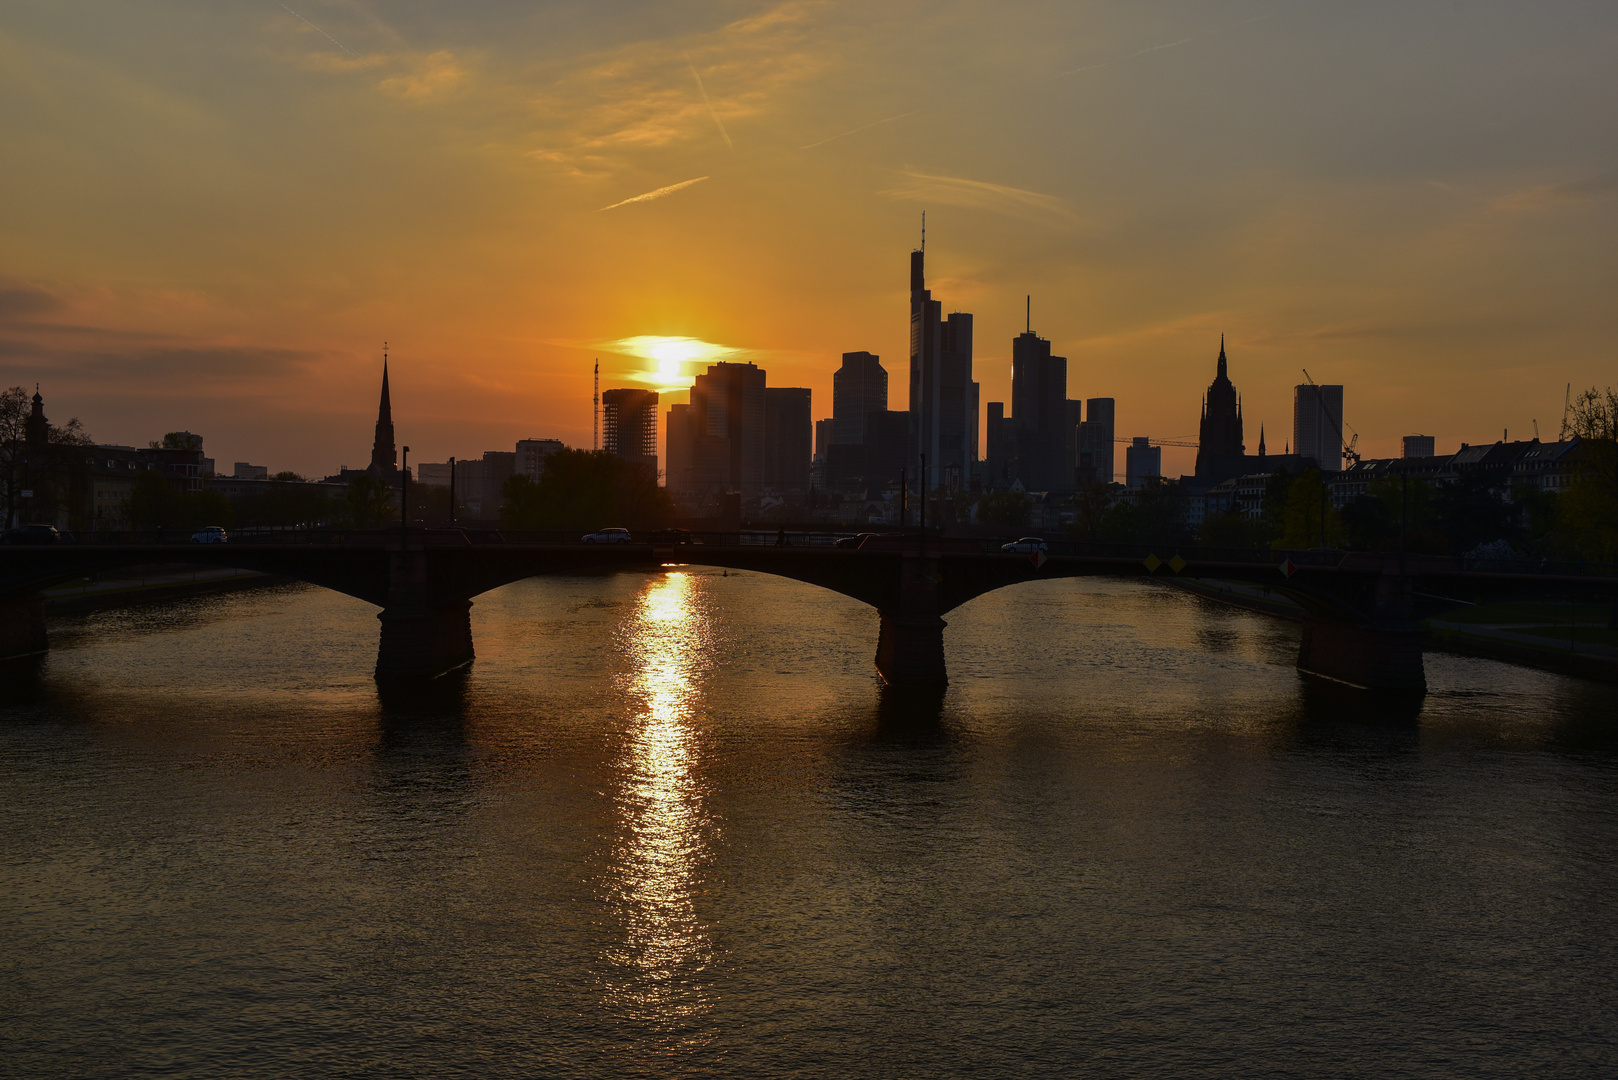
xmin=658 ymin=357 xmax=682 ymax=378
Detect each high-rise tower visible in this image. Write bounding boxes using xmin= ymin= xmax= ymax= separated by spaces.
xmin=908 ymin=239 xmax=978 ymax=493
xmin=369 ymin=348 xmax=398 ymax=478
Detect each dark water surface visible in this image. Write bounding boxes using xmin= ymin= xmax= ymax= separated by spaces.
xmin=2 ymin=572 xmax=1615 ymax=1078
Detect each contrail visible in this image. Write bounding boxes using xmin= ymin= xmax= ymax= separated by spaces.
xmin=598 ymin=176 xmax=710 ymax=211
xmin=1057 ymin=37 xmax=1193 ymax=75
xmin=280 ymin=4 xmax=360 ymax=59
xmin=799 ymin=111 xmax=918 ymax=151
xmin=1057 ymin=12 xmax=1281 ymax=76
xmin=686 ymin=57 xmax=733 ymax=151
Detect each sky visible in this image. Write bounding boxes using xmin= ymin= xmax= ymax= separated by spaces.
xmin=1 ymin=0 xmax=1615 ymax=479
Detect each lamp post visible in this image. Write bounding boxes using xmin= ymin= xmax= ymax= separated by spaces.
xmin=401 ymin=446 xmax=410 ymax=544
xmin=448 ymin=456 xmax=456 ymax=525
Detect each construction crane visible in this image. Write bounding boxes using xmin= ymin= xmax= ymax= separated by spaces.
xmin=1301 ymin=368 xmax=1360 ymax=465
xmin=1113 ymin=436 xmax=1199 ymax=447
xmin=1559 ymin=383 xmax=1572 ymax=440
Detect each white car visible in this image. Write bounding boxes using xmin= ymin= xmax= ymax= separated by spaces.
xmin=191 ymin=526 xmax=229 ymax=544
xmin=1000 ymin=536 xmax=1047 ymax=554
xmin=582 ymin=528 xmax=632 ymax=544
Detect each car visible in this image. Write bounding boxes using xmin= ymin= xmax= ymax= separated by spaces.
xmin=191 ymin=526 xmax=229 ymax=544
xmin=2 ymin=524 xmax=60 ymax=545
xmin=1001 ymin=537 xmax=1048 ymax=554
xmin=582 ymin=528 xmax=632 ymax=544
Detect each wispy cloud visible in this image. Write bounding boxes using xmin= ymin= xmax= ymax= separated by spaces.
xmin=881 ymin=171 xmax=1081 ymax=225
xmin=800 ymin=110 xmax=918 ymax=151
xmin=598 ymin=176 xmax=710 ymax=211
xmin=1491 ymin=172 xmax=1618 ymax=213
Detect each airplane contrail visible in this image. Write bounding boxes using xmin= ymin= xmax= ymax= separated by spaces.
xmin=799 ymin=111 xmax=918 ymax=151
xmin=1057 ymin=37 xmax=1193 ymax=75
xmin=687 ymin=57 xmax=734 ymax=151
xmin=279 ymin=4 xmax=360 ymax=59
xmin=1057 ymin=12 xmax=1281 ymax=77
xmin=598 ymin=176 xmax=710 ymax=212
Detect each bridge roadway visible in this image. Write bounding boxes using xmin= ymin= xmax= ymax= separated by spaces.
xmin=3 ymin=530 xmax=1615 ymax=692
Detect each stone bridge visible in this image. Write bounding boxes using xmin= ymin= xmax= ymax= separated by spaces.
xmin=2 ymin=531 xmax=1614 ymax=692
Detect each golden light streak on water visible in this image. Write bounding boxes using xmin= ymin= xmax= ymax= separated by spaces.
xmin=602 ymin=572 xmax=717 ymax=1029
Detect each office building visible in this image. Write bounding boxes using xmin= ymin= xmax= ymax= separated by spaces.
xmin=812 ymin=418 xmax=833 ymax=489
xmin=602 ymin=388 xmax=659 ymax=475
xmin=832 ymin=352 xmax=887 ymax=447
xmin=764 ymin=387 xmax=812 ymax=494
xmin=516 ymin=438 xmax=565 ymax=481
xmin=1078 ymin=398 xmax=1115 ymax=485
xmin=908 ymin=245 xmax=979 ymax=493
xmin=1194 ymin=337 xmax=1245 ymax=481
xmin=453 ymin=451 xmax=515 ymax=520
xmin=1294 ymin=384 xmax=1345 ymax=471
xmin=1403 ymin=434 xmax=1435 ymax=459
xmin=669 ymin=361 xmax=767 ymax=497
xmin=233 ymin=463 xmax=269 ymax=480
xmin=1125 ymin=437 xmax=1161 ymax=489
xmin=1010 ymin=325 xmax=1075 ymax=491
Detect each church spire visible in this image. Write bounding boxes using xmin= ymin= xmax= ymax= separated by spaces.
xmin=1217 ymin=333 xmax=1227 ymax=380
xmin=1258 ymin=424 xmax=1266 ymax=458
xmin=369 ymin=343 xmax=397 ymax=475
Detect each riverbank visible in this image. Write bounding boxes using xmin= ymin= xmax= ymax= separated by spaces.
xmin=42 ymin=567 xmax=284 ymax=614
xmin=1171 ymin=579 xmax=1618 ymax=684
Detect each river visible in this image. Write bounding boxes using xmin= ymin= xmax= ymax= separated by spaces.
xmin=2 ymin=571 xmax=1615 ymax=1077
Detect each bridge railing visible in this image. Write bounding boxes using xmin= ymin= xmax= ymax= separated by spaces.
xmin=14 ymin=527 xmax=1615 ymax=579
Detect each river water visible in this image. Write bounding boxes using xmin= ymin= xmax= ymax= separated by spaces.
xmin=1 ymin=571 xmax=1615 ymax=1078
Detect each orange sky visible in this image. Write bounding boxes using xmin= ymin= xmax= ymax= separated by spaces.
xmin=2 ymin=1 xmax=1615 ymax=479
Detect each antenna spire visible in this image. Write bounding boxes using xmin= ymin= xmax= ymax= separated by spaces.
xmin=921 ymin=211 xmax=925 ymax=254
xmin=1026 ymin=295 xmax=1031 ymax=333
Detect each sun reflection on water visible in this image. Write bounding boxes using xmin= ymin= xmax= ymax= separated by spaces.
xmin=602 ymin=572 xmax=718 ymax=1028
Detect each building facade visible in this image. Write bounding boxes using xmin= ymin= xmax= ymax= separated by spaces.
xmin=1294 ymin=383 xmax=1345 ymax=471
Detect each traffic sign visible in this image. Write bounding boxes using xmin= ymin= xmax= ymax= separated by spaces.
xmin=1168 ymin=554 xmax=1187 ymax=574
xmin=1142 ymin=553 xmax=1161 ymax=572
xmin=1030 ymin=549 xmax=1048 ymax=569
xmin=1279 ymin=558 xmax=1297 ymax=578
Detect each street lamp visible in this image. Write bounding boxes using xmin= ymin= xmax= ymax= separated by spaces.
xmin=401 ymin=446 xmax=410 ymax=543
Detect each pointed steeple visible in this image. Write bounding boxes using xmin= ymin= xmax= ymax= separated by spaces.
xmin=26 ymin=383 xmax=48 ymax=447
xmin=1258 ymin=424 xmax=1266 ymax=458
xmin=1217 ymin=334 xmax=1227 ymax=380
xmin=369 ymin=344 xmax=397 ymax=475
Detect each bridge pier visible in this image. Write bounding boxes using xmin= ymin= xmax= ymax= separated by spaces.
xmin=1295 ymin=575 xmax=1425 ymax=692
xmin=374 ymin=551 xmax=474 ymax=680
xmin=875 ymin=612 xmax=948 ymax=686
xmin=0 ymin=595 xmax=48 ymax=661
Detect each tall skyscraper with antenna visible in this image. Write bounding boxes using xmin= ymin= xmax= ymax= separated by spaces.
xmin=907 ymin=222 xmax=978 ymax=493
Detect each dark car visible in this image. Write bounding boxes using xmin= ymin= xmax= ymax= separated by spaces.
xmin=2 ymin=524 xmax=61 ymax=545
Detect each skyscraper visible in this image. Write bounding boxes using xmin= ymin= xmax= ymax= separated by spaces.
xmin=1010 ymin=325 xmax=1072 ymax=490
xmin=832 ymin=352 xmax=887 ymax=447
xmin=764 ymin=387 xmax=812 ymax=494
xmin=602 ymin=388 xmax=659 ymax=475
xmin=1194 ymin=337 xmax=1244 ymax=480
xmin=1078 ymin=398 xmax=1115 ymax=485
xmin=686 ymin=361 xmax=767 ymax=497
xmin=1125 ymin=437 xmax=1161 ymax=489
xmin=1294 ymin=383 xmax=1345 ymax=470
xmin=908 ymin=245 xmax=979 ymax=493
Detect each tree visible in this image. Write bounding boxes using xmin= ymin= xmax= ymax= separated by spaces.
xmin=1 ymin=386 xmax=94 ymax=528
xmin=1562 ymin=386 xmax=1618 ymax=561
xmin=975 ymin=489 xmax=1031 ymax=528
xmin=500 ymin=450 xmax=672 ymax=529
xmin=345 ymin=472 xmax=395 ymax=529
xmin=1273 ymin=468 xmax=1343 ymax=549
xmin=124 ymin=468 xmax=232 ymax=531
